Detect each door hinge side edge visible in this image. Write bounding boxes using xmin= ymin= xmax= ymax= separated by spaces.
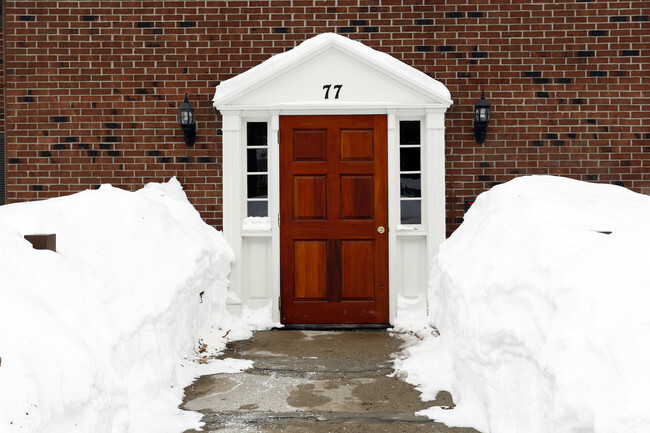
xmin=278 ymin=212 xmax=281 ymax=227
xmin=278 ymin=295 xmax=281 ymax=310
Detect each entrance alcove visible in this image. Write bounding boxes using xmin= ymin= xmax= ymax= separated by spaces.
xmin=213 ymin=33 xmax=453 ymax=325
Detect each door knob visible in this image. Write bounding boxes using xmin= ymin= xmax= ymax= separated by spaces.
xmin=377 ymin=226 xmax=385 ymax=234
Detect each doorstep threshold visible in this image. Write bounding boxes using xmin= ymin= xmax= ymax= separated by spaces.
xmin=278 ymin=323 xmax=391 ymax=331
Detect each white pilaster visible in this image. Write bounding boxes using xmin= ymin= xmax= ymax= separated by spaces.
xmin=221 ymin=111 xmax=243 ymax=309
xmin=425 ymin=109 xmax=447 ymax=264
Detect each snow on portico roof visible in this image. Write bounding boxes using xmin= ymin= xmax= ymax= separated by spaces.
xmin=213 ymin=33 xmax=453 ymax=108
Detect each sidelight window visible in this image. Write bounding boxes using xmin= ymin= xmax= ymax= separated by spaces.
xmin=246 ymin=122 xmax=268 ymax=217
xmin=399 ymin=121 xmax=422 ymax=224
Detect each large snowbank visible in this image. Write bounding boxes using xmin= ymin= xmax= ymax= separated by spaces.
xmin=0 ymin=179 xmax=262 ymax=433
xmin=397 ymin=176 xmax=650 ymax=433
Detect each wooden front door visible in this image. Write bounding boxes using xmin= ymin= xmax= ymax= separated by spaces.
xmin=280 ymin=115 xmax=389 ymax=324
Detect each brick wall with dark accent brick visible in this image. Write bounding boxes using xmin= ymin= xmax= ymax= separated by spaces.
xmin=0 ymin=0 xmax=4 ymax=205
xmin=2 ymin=1 xmax=649 ymax=233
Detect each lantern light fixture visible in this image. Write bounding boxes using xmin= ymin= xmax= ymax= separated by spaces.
xmin=473 ymin=91 xmax=491 ymax=144
xmin=178 ymin=93 xmax=196 ymax=146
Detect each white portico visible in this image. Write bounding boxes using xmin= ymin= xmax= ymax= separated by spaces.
xmin=213 ymin=33 xmax=452 ymax=325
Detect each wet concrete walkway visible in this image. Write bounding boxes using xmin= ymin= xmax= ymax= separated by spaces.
xmin=182 ymin=330 xmax=479 ymax=433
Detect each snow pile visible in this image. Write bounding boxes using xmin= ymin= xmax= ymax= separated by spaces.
xmin=241 ymin=216 xmax=272 ymax=231
xmin=393 ymin=295 xmax=430 ymax=333
xmin=0 ymin=178 xmax=254 ymax=433
xmin=397 ymin=175 xmax=650 ymax=433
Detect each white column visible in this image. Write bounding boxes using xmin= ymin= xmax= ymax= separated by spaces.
xmin=425 ymin=109 xmax=447 ymax=264
xmin=221 ymin=111 xmax=243 ymax=311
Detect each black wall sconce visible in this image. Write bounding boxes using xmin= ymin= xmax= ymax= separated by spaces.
xmin=473 ymin=91 xmax=491 ymax=144
xmin=178 ymin=93 xmax=196 ymax=146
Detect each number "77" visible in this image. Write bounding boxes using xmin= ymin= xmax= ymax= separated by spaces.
xmin=323 ymin=84 xmax=342 ymax=99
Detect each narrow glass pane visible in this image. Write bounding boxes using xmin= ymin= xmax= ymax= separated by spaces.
xmin=247 ymin=122 xmax=267 ymax=146
xmin=247 ymin=148 xmax=268 ymax=172
xmin=400 ymin=147 xmax=421 ymax=172
xmin=399 ymin=121 xmax=420 ymax=145
xmin=247 ymin=201 xmax=268 ymax=217
xmin=400 ymin=174 xmax=421 ymax=198
xmin=400 ymin=200 xmax=422 ymax=225
xmin=247 ymin=174 xmax=268 ymax=198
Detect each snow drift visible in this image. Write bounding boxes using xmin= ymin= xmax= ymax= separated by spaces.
xmin=0 ymin=179 xmax=242 ymax=433
xmin=397 ymin=175 xmax=650 ymax=433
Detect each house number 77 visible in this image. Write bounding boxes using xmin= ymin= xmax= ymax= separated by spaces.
xmin=323 ymin=84 xmax=342 ymax=99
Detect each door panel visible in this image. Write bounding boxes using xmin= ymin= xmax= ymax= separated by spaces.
xmin=341 ymin=240 xmax=374 ymax=300
xmin=293 ymin=129 xmax=327 ymax=161
xmin=340 ymin=175 xmax=374 ymax=219
xmin=340 ymin=129 xmax=373 ymax=161
xmin=293 ymin=175 xmax=327 ymax=220
xmin=280 ymin=115 xmax=388 ymax=324
xmin=294 ymin=240 xmax=327 ymax=300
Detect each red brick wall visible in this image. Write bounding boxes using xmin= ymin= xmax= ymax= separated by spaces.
xmin=434 ymin=0 xmax=650 ymax=232
xmin=3 ymin=1 xmax=649 ymax=233
xmin=0 ymin=0 xmax=5 ymax=205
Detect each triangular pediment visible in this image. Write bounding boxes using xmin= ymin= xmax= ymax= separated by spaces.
xmin=213 ymin=33 xmax=453 ymax=110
